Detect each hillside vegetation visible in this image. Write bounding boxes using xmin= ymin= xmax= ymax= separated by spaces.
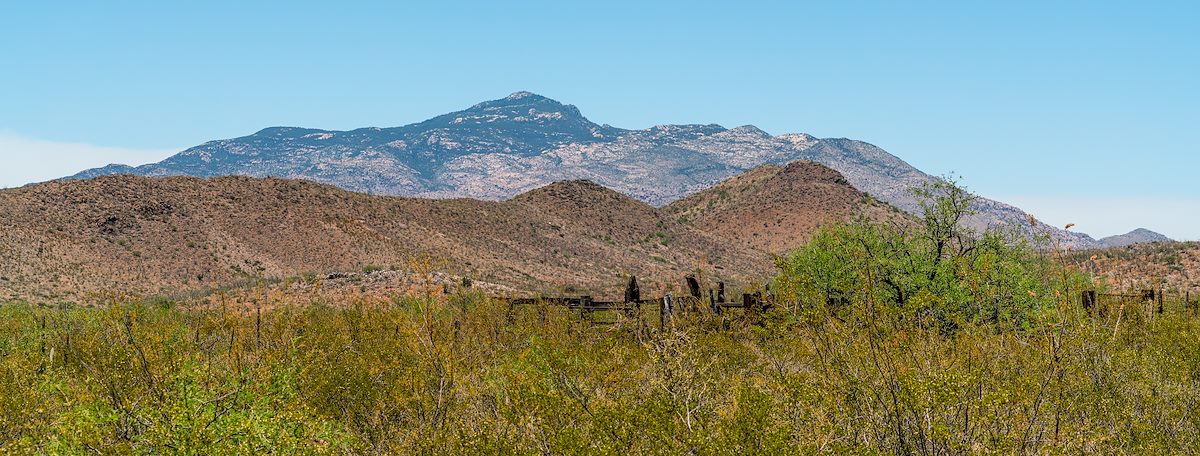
xmin=0 ymin=175 xmax=767 ymax=303
xmin=1070 ymin=241 xmax=1200 ymax=295
xmin=3 ymin=180 xmax=1197 ymax=454
xmin=666 ymin=160 xmax=909 ymax=254
xmin=1 ymin=161 xmax=910 ymax=304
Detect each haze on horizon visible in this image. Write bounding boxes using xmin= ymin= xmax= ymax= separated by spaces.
xmin=1 ymin=1 xmax=1197 ymax=240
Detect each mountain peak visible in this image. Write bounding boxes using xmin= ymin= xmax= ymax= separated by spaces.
xmin=451 ymin=92 xmax=595 ymax=127
xmin=505 ymin=91 xmax=542 ymax=100
xmin=1099 ymin=228 xmax=1172 ymax=248
xmin=471 ymin=91 xmax=563 ymax=109
xmin=252 ymin=126 xmax=327 ymax=137
xmin=511 ymin=179 xmax=625 ymax=203
xmin=777 ymin=160 xmax=851 ymax=184
xmin=728 ymin=125 xmax=770 ymax=137
xmin=665 ymin=160 xmax=906 ymax=254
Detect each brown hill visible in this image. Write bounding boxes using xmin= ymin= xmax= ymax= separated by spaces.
xmin=1067 ymin=241 xmax=1200 ymax=295
xmin=665 ymin=161 xmax=909 ymax=254
xmin=0 ymin=175 xmax=770 ymax=303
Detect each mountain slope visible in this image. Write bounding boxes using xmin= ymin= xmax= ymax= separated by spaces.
xmin=69 ymin=91 xmax=1099 ymax=247
xmin=0 ymin=175 xmax=768 ymax=303
xmin=1098 ymin=228 xmax=1173 ymax=248
xmin=665 ymin=161 xmax=910 ymax=254
xmin=1068 ymin=241 xmax=1198 ymax=294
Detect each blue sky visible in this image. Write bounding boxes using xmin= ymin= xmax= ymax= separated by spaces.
xmin=1 ymin=1 xmax=1197 ymax=239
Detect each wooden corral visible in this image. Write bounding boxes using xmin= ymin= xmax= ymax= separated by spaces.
xmin=503 ymin=275 xmax=773 ymax=329
xmin=1082 ymin=287 xmax=1197 ymax=318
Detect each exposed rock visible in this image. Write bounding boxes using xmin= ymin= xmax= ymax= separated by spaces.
xmin=68 ymin=91 xmax=1099 ymax=248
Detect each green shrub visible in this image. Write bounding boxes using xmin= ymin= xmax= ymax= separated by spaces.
xmin=774 ymin=178 xmax=1080 ymax=332
xmin=0 ymin=177 xmax=1196 ymax=452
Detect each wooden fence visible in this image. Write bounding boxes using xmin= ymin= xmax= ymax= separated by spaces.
xmin=1081 ymin=288 xmax=1199 ymax=317
xmin=504 ymin=279 xmax=1196 ymax=329
xmin=503 ymin=275 xmax=772 ymax=329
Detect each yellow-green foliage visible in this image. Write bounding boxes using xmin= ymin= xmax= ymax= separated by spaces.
xmin=1 ymin=285 xmax=1198 ymax=454
xmin=3 ymin=180 xmax=1197 ymax=453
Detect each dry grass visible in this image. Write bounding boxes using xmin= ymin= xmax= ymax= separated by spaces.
xmin=1 ymin=277 xmax=1197 ymax=454
xmin=1069 ymin=241 xmax=1200 ymax=295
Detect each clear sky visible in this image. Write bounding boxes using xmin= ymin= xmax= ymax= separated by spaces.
xmin=2 ymin=1 xmax=1197 ymax=240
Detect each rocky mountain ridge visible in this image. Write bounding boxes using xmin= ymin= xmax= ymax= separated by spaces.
xmin=69 ymin=91 xmax=1167 ymax=248
xmin=1097 ymin=228 xmax=1173 ymax=248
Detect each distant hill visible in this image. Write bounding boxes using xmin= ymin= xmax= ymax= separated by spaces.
xmin=1069 ymin=241 xmax=1199 ymax=294
xmin=68 ymin=91 xmax=1104 ymax=248
xmin=0 ymin=175 xmax=769 ymax=303
xmin=665 ymin=161 xmax=910 ymax=254
xmin=1097 ymin=228 xmax=1173 ymax=248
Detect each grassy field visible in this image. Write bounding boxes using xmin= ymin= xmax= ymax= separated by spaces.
xmin=2 ymin=283 xmax=1198 ymax=454
xmin=3 ymin=184 xmax=1197 ymax=454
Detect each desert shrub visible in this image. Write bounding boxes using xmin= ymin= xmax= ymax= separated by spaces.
xmin=774 ymin=221 xmax=1062 ymax=332
xmin=1 ymin=295 xmax=1197 ymax=453
xmin=774 ymin=178 xmax=1079 ymax=332
xmin=2 ymin=192 xmax=1199 ymax=455
xmin=0 ymin=303 xmax=355 ymax=454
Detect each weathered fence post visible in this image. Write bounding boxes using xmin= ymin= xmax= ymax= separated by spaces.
xmin=453 ymin=318 xmax=462 ymax=345
xmin=624 ymin=276 xmax=642 ymax=330
xmin=686 ymin=275 xmax=702 ymax=301
xmin=717 ymin=282 xmax=726 ymax=303
xmin=1140 ymin=289 xmax=1154 ymax=316
xmin=660 ymin=293 xmax=673 ymax=330
xmin=255 ymin=301 xmax=262 ymax=348
xmin=1082 ymin=290 xmax=1096 ymax=313
xmin=1157 ymin=287 xmax=1164 ymax=314
xmin=39 ymin=314 xmax=47 ymax=357
xmin=709 ymin=289 xmax=719 ymax=314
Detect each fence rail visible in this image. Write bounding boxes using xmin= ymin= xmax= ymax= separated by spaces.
xmin=503 ymin=278 xmax=1198 ymax=330
xmin=1082 ymin=288 xmax=1199 ymax=317
xmin=502 ymin=275 xmax=773 ymax=329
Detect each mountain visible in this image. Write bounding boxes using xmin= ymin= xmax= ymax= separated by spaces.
xmin=1097 ymin=228 xmax=1173 ymax=248
xmin=69 ymin=91 xmax=1098 ymax=247
xmin=665 ymin=161 xmax=910 ymax=254
xmin=71 ymin=92 xmax=623 ymax=196
xmin=0 ymin=175 xmax=770 ymax=303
